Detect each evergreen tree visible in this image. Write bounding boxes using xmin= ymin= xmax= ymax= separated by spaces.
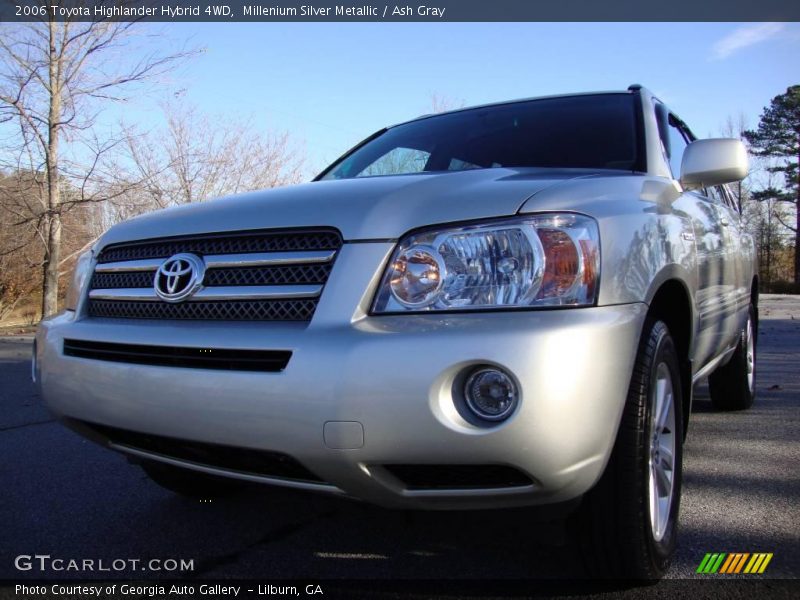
xmin=744 ymin=85 xmax=800 ymax=283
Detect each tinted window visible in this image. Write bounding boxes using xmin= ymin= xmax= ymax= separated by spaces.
xmin=360 ymin=147 xmax=430 ymax=177
xmin=322 ymin=94 xmax=639 ymax=179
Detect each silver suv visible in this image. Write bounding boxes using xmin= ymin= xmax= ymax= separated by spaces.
xmin=35 ymin=85 xmax=757 ymax=578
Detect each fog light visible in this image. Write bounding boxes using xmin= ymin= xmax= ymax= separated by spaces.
xmin=464 ymin=367 xmax=518 ymax=421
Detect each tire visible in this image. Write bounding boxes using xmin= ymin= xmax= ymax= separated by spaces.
xmin=572 ymin=319 xmax=683 ymax=579
xmin=141 ymin=460 xmax=244 ymax=498
xmin=708 ymin=304 xmax=756 ymax=411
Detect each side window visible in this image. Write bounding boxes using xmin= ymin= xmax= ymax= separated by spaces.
xmin=720 ymin=184 xmax=741 ymax=214
xmin=706 ymin=186 xmax=723 ymax=205
xmin=706 ymin=185 xmax=740 ymax=213
xmin=666 ymin=117 xmax=689 ymax=180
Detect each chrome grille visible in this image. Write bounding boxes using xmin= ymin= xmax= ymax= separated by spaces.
xmin=87 ymin=229 xmax=342 ymax=322
xmin=90 ymin=263 xmax=333 ymax=290
xmin=97 ymin=230 xmax=343 ymax=263
xmin=88 ymin=299 xmax=319 ymax=321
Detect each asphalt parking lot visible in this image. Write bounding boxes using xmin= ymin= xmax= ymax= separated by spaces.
xmin=1 ymin=296 xmax=798 ymax=595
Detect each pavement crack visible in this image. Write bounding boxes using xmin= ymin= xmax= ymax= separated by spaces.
xmin=187 ymin=510 xmax=337 ymax=577
xmin=0 ymin=419 xmax=55 ymax=432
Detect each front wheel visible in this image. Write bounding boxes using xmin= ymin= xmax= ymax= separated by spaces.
xmin=572 ymin=319 xmax=683 ymax=579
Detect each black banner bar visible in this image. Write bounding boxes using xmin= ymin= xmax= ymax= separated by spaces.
xmin=1 ymin=0 xmax=799 ymax=23
xmin=1 ymin=579 xmax=800 ymax=599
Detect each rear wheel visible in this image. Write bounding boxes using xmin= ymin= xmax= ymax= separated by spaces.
xmin=709 ymin=304 xmax=756 ymax=411
xmin=573 ymin=319 xmax=683 ymax=579
xmin=141 ymin=460 xmax=244 ymax=498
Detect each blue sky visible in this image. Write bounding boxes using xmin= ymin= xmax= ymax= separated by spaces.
xmin=111 ymin=22 xmax=799 ymax=176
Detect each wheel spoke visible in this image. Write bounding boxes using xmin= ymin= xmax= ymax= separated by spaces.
xmin=658 ymin=497 xmax=670 ymax=528
xmin=659 ymin=441 xmax=674 ymax=470
xmin=654 ymin=378 xmax=666 ymax=428
xmin=655 ymin=462 xmax=672 ymax=497
xmin=657 ymin=387 xmax=672 ymax=432
xmin=649 ymin=464 xmax=659 ymax=525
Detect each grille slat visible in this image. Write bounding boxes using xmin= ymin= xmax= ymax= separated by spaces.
xmin=88 ymin=229 xmax=341 ymax=322
xmin=89 ymin=299 xmax=318 ymax=321
xmin=90 ymin=263 xmax=333 ymax=290
xmin=98 ymin=230 xmax=342 ymax=263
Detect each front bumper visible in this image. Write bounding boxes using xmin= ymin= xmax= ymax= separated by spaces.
xmin=37 ymin=242 xmax=647 ymax=509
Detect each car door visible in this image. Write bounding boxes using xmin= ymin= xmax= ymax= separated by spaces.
xmin=691 ymin=185 xmax=740 ymax=355
xmin=656 ymin=106 xmax=733 ymax=367
xmin=717 ymin=184 xmax=751 ymax=339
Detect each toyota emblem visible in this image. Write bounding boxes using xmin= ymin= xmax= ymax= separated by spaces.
xmin=154 ymin=253 xmax=206 ymax=303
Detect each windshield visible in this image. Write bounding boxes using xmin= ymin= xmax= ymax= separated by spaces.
xmin=320 ymin=93 xmax=640 ymax=180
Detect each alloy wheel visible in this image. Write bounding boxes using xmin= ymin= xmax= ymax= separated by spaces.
xmin=649 ymin=361 xmax=676 ymax=542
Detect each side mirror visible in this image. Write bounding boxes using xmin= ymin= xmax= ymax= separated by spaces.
xmin=680 ymin=138 xmax=748 ymax=189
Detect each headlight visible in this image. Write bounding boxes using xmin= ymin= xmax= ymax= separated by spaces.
xmin=372 ymin=213 xmax=600 ymax=313
xmin=64 ymin=248 xmax=95 ymax=311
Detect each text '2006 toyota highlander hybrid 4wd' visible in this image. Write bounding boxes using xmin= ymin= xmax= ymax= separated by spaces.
xmin=35 ymin=85 xmax=757 ymax=578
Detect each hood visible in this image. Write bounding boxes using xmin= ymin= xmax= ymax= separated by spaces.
xmin=98 ymin=168 xmax=608 ymax=249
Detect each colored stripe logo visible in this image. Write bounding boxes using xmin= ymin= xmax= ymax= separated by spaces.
xmin=696 ymin=552 xmax=773 ymax=574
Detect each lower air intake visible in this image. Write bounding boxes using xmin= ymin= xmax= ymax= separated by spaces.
xmin=382 ymin=464 xmax=534 ymax=490
xmin=77 ymin=421 xmax=325 ymax=484
xmin=63 ymin=339 xmax=291 ymax=372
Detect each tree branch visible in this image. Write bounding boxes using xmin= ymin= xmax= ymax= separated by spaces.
xmin=774 ymin=211 xmax=798 ymax=233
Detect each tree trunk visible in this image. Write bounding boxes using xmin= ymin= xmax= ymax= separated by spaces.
xmin=795 ymin=198 xmax=800 ymax=285
xmin=40 ymin=212 xmax=61 ymax=317
xmin=41 ymin=18 xmax=61 ymax=318
xmin=766 ymin=210 xmax=772 ymax=289
xmin=796 ymin=142 xmax=800 ymax=285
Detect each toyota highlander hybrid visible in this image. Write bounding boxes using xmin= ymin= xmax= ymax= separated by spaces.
xmin=34 ymin=85 xmax=757 ymax=578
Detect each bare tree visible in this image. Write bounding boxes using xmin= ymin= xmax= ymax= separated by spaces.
xmin=0 ymin=17 xmax=195 ymax=318
xmin=0 ymin=169 xmax=100 ymax=320
xmin=107 ymin=101 xmax=304 ymax=218
xmin=429 ymin=93 xmax=465 ymax=114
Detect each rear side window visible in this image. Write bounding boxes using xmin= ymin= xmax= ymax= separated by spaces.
xmin=322 ymin=94 xmax=640 ymax=179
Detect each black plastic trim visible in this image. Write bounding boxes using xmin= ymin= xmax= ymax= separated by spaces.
xmin=63 ymin=339 xmax=291 ymax=372
xmin=74 ymin=421 xmax=325 ymax=484
xmin=382 ymin=464 xmax=534 ymax=490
